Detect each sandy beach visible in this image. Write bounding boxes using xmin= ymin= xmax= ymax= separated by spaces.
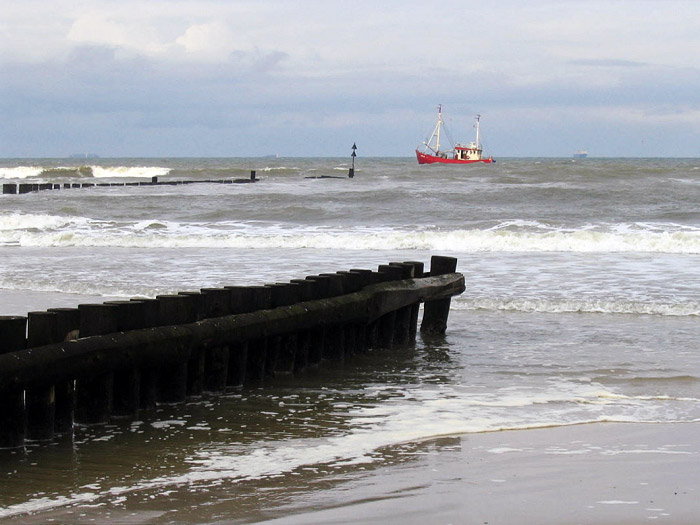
xmin=257 ymin=422 xmax=700 ymax=525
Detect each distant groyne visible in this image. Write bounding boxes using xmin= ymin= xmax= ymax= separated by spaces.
xmin=0 ymin=256 xmax=464 ymax=448
xmin=2 ymin=173 xmax=258 ymax=195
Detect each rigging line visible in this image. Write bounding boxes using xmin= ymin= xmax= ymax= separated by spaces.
xmin=442 ymin=121 xmax=456 ymax=151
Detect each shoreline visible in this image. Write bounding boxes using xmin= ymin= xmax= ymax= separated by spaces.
xmin=259 ymin=421 xmax=700 ymax=525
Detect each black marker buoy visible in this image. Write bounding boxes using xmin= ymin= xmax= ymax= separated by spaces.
xmin=349 ymin=143 xmax=357 ymax=178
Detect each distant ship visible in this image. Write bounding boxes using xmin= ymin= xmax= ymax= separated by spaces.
xmin=68 ymin=153 xmax=99 ymax=159
xmin=416 ymin=105 xmax=494 ymax=165
xmin=573 ymin=150 xmax=588 ymax=158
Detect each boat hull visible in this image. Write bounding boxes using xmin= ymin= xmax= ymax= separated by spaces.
xmin=416 ymin=150 xmax=495 ymax=165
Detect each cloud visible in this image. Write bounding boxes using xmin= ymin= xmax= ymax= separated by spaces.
xmin=67 ymin=12 xmax=168 ymax=57
xmin=175 ymin=22 xmax=239 ymax=62
xmin=569 ymin=59 xmax=646 ymax=68
xmin=1 ymin=0 xmax=699 ymax=156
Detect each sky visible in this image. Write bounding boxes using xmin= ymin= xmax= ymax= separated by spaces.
xmin=1 ymin=0 xmax=699 ymax=158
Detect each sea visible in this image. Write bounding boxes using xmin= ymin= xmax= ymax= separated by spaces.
xmin=1 ymin=157 xmax=699 ymax=522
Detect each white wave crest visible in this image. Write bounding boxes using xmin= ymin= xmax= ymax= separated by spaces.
xmin=454 ymin=296 xmax=700 ymax=317
xmin=90 ymin=166 xmax=171 ymax=178
xmin=0 ymin=166 xmax=44 ymax=179
xmin=3 ymin=227 xmax=700 ymax=254
xmin=0 ymin=213 xmax=87 ymax=232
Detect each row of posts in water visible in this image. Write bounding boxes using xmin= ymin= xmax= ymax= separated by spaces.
xmin=0 ymin=256 xmax=464 ymax=449
xmin=1 ymin=173 xmax=258 ymax=195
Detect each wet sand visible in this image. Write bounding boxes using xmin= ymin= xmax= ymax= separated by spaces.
xmin=260 ymin=422 xmax=700 ymax=525
xmin=0 ymin=289 xmax=123 ymax=317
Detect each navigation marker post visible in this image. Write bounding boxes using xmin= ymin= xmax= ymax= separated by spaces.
xmin=349 ymin=143 xmax=357 ymax=178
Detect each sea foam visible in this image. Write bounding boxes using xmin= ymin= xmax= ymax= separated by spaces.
xmin=2 ymin=222 xmax=699 ymax=254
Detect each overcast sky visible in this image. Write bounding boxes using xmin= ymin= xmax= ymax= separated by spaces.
xmin=1 ymin=0 xmax=699 ymax=157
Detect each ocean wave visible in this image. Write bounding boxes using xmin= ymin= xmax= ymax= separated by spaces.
xmin=0 ymin=166 xmax=45 ymax=179
xmin=2 ymin=222 xmax=700 ymax=254
xmin=90 ymin=166 xmax=171 ymax=178
xmin=453 ymin=296 xmax=700 ymax=316
xmin=0 ymin=165 xmax=170 ymax=180
xmin=0 ymin=213 xmax=89 ymax=231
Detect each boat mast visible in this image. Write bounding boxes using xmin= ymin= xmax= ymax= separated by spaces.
xmin=422 ymin=104 xmax=444 ymax=154
xmin=435 ymin=104 xmax=442 ymax=153
xmin=474 ymin=114 xmax=481 ymax=149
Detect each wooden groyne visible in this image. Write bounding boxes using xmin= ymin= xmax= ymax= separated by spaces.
xmin=2 ymin=173 xmax=257 ymax=195
xmin=0 ymin=256 xmax=464 ymax=448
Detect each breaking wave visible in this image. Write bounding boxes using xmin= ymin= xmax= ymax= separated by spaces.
xmin=1 ymin=214 xmax=699 ymax=254
xmin=0 ymin=165 xmax=170 ymax=180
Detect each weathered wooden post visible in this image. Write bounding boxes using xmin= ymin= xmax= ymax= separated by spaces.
xmin=289 ymin=279 xmax=315 ymax=372
xmin=224 ymin=286 xmax=253 ymax=386
xmin=266 ymin=283 xmax=300 ymax=374
xmin=403 ymin=261 xmax=425 ymax=340
xmin=376 ymin=264 xmax=404 ymax=347
xmin=3 ymin=183 xmax=17 ymax=194
xmin=420 ymin=255 xmax=458 ymax=334
xmin=130 ymin=298 xmax=160 ymax=409
xmin=0 ymin=316 xmax=27 ymax=448
xmin=103 ymin=301 xmax=145 ymax=418
xmin=200 ymin=288 xmax=233 ymax=392
xmin=319 ymin=272 xmax=348 ymax=359
xmin=177 ymin=291 xmax=206 ymax=395
xmin=25 ymin=311 xmax=58 ymax=440
xmin=389 ymin=262 xmax=415 ymax=345
xmin=76 ymin=303 xmax=119 ymax=424
xmin=155 ymin=295 xmax=195 ymax=403
xmin=308 ymin=275 xmax=345 ymax=361
xmin=303 ymin=277 xmax=328 ymax=365
xmin=349 ymin=268 xmax=374 ymax=352
xmin=336 ymin=271 xmax=365 ymax=355
xmin=47 ymin=307 xmax=79 ymax=432
xmin=244 ymin=286 xmax=273 ymax=382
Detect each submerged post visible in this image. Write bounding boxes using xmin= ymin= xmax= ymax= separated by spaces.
xmin=420 ymin=255 xmax=458 ymax=335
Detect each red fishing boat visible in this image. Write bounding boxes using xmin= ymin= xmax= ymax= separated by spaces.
xmin=416 ymin=105 xmax=494 ymax=165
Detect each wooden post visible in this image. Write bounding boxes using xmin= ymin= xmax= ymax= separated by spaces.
xmin=47 ymin=308 xmax=79 ymax=432
xmin=307 ymin=275 xmax=344 ymax=360
xmin=403 ymin=261 xmax=425 ymax=340
xmin=336 ymin=271 xmax=364 ymax=356
xmin=155 ymin=295 xmax=195 ymax=403
xmin=130 ymin=298 xmax=160 ymax=409
xmin=0 ymin=316 xmax=27 ymax=448
xmin=289 ymin=279 xmax=314 ymax=372
xmin=302 ymin=278 xmax=328 ymax=365
xmin=375 ymin=265 xmax=403 ymax=347
xmin=3 ymin=183 xmax=17 ymax=194
xmin=223 ymin=286 xmax=255 ymax=386
xmin=178 ymin=292 xmax=207 ymax=396
xmin=200 ymin=289 xmax=234 ymax=392
xmin=25 ymin=311 xmax=58 ymax=440
xmin=389 ymin=263 xmax=415 ymax=345
xmin=75 ymin=304 xmax=118 ymax=424
xmin=420 ymin=256 xmax=458 ymax=334
xmin=244 ymin=286 xmax=272 ymax=382
xmin=319 ymin=272 xmax=348 ymax=359
xmin=347 ymin=269 xmax=373 ymax=353
xmin=103 ymin=301 xmax=144 ymax=418
xmin=266 ymin=283 xmax=300 ymax=374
